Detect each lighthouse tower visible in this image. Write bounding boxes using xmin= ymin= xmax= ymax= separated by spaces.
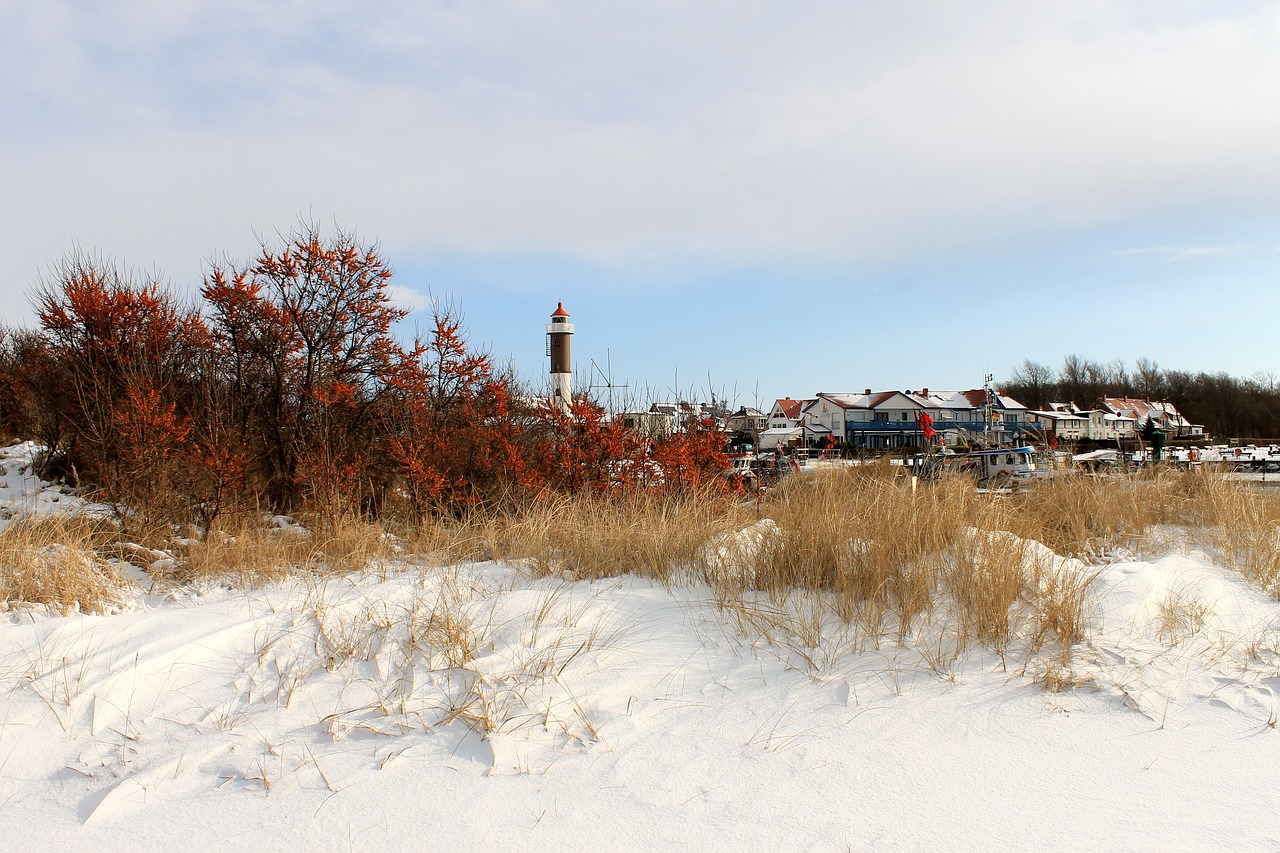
xmin=547 ymin=302 xmax=574 ymax=414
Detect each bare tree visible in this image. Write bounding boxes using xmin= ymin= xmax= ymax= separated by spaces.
xmin=1134 ymin=357 xmax=1164 ymax=400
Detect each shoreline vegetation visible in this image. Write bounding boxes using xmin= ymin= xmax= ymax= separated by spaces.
xmin=4 ymin=460 xmax=1277 ymax=682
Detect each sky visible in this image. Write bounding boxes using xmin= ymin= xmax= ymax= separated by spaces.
xmin=3 ymin=1 xmax=1280 ymax=408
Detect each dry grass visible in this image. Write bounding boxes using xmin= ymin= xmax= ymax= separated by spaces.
xmin=469 ymin=490 xmax=747 ymax=584
xmin=0 ymin=516 xmax=130 ymax=613
xmin=745 ymin=466 xmax=1100 ymax=663
xmin=1186 ymin=475 xmax=1280 ymax=596
xmin=752 ymin=466 xmax=980 ymax=631
xmin=1156 ymin=591 xmax=1212 ymax=644
xmin=178 ymin=510 xmax=396 ymax=584
xmin=1003 ymin=468 xmax=1205 ymax=559
xmin=19 ymin=457 xmax=1280 ymax=682
xmin=375 ymin=466 xmax=1117 ymax=666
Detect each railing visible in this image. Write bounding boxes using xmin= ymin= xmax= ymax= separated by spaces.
xmin=845 ymin=421 xmax=1035 ymax=434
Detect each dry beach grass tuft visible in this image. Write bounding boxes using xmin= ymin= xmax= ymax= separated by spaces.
xmin=0 ymin=515 xmax=128 ymax=613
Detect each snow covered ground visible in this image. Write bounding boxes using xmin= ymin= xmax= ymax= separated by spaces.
xmin=2 ymin=447 xmax=1280 ymax=851
xmin=0 ymin=442 xmax=96 ymax=534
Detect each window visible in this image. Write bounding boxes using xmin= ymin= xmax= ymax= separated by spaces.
xmin=875 ymin=412 xmax=889 ymax=422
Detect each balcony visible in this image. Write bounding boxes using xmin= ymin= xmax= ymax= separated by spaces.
xmin=546 ymin=322 xmax=575 ymax=334
xmin=846 ymin=420 xmax=1034 ymax=434
xmin=846 ymin=420 xmax=928 ymax=431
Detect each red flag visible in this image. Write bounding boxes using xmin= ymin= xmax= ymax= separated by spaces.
xmin=918 ymin=411 xmax=937 ymax=440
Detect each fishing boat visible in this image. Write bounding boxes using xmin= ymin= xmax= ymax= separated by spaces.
xmin=947 ymin=445 xmax=1038 ymax=483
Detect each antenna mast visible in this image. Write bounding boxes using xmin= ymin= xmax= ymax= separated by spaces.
xmin=589 ymin=349 xmax=629 ymax=417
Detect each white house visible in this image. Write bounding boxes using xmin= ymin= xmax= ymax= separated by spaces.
xmin=1074 ymin=410 xmax=1138 ymax=441
xmin=1098 ymin=397 xmax=1204 ymax=437
xmin=840 ymin=390 xmax=926 ymax=449
xmin=1027 ymin=410 xmax=1089 ymax=442
xmin=767 ymin=398 xmax=808 ymax=431
xmin=800 ymin=387 xmax=1033 ymax=449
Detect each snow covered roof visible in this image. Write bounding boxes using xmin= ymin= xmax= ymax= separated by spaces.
xmin=1028 ymin=410 xmax=1087 ymax=422
xmin=910 ymin=390 xmax=978 ymax=410
xmin=1099 ymin=397 xmax=1192 ymax=427
xmin=805 ymin=388 xmax=1026 ymax=413
xmin=814 ymin=391 xmax=919 ymax=410
xmin=958 ymin=389 xmax=1027 ymax=410
xmin=1073 ymin=448 xmax=1120 ymax=462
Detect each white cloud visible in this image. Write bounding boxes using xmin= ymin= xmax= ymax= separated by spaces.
xmin=4 ymin=1 xmax=1280 ymax=320
xmin=385 ymin=283 xmax=433 ymax=314
xmin=1113 ymin=245 xmax=1253 ymax=261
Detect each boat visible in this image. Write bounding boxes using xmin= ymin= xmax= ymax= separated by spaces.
xmin=906 ymin=445 xmax=1038 ymax=485
xmin=949 ymin=445 xmax=1038 ymax=483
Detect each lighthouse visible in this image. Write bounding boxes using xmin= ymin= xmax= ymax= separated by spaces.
xmin=547 ymin=302 xmax=574 ymax=414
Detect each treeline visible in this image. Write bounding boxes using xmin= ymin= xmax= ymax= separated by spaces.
xmin=0 ymin=224 xmax=729 ymax=532
xmin=1002 ymin=356 xmax=1280 ymax=440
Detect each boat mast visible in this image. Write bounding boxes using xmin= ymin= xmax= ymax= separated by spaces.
xmin=982 ymin=373 xmax=994 ymax=448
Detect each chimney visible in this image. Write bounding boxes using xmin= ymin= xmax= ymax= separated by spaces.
xmin=864 ymin=388 xmax=871 ymax=395
xmin=922 ymin=387 xmax=929 ymax=396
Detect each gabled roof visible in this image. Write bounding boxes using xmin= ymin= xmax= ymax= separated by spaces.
xmin=1028 ymin=410 xmax=1087 ymax=422
xmin=908 ymin=390 xmax=973 ymax=410
xmin=813 ymin=391 xmax=921 ymax=410
xmin=958 ymin=389 xmax=1027 ymax=410
xmin=867 ymin=391 xmax=905 ymax=408
xmin=813 ymin=393 xmax=871 ymax=409
xmin=1099 ymin=397 xmax=1190 ymax=426
xmin=773 ymin=398 xmax=803 ymax=421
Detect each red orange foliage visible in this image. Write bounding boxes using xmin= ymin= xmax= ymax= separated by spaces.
xmin=13 ymin=226 xmax=732 ymax=528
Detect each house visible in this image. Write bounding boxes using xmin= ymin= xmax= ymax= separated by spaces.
xmin=725 ymin=406 xmax=767 ymax=436
xmin=840 ymin=390 xmax=926 ymax=449
xmin=799 ymin=387 xmax=1034 ymax=449
xmin=801 ymin=391 xmax=905 ymax=447
xmin=767 ymin=398 xmax=808 ymax=431
xmin=800 ymin=394 xmax=853 ymax=445
xmin=1026 ymin=410 xmax=1089 ymax=442
xmin=617 ymin=410 xmax=673 ymax=438
xmin=648 ymin=401 xmax=723 ymax=433
xmin=758 ymin=426 xmax=803 ymax=451
xmin=1098 ymin=398 xmax=1204 ymax=437
xmin=1074 ymin=409 xmax=1137 ymax=441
